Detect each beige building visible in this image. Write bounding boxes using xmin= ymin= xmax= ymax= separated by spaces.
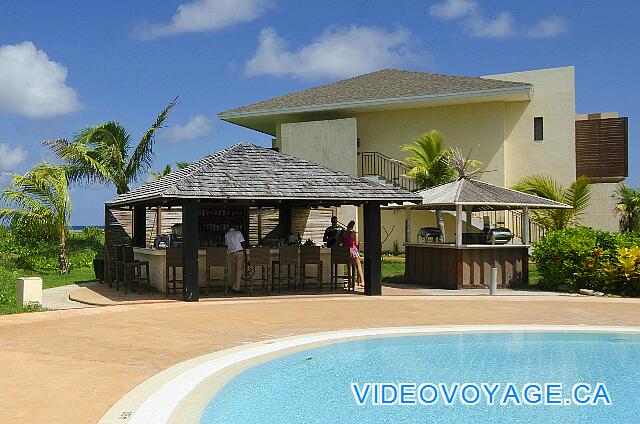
xmin=219 ymin=67 xmax=629 ymax=250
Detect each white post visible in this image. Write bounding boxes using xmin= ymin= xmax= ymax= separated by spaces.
xmin=489 ymin=268 xmax=498 ymax=295
xmin=522 ymin=207 xmax=530 ymax=245
xmin=456 ymin=204 xmax=463 ymax=247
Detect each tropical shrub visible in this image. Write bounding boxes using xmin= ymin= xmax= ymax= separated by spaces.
xmin=0 ymin=227 xmax=104 ymax=272
xmin=604 ymin=247 xmax=640 ymax=296
xmin=532 ymin=227 xmax=640 ymax=295
xmin=0 ymin=265 xmax=16 ymax=306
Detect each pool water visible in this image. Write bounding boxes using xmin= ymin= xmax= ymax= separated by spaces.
xmin=200 ymin=332 xmax=640 ymax=423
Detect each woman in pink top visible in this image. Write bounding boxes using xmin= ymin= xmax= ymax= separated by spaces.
xmin=341 ymin=220 xmax=364 ymax=288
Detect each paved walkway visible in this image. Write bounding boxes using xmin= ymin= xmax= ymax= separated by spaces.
xmin=67 ymin=282 xmax=570 ymax=307
xmin=42 ymin=282 xmax=97 ymax=310
xmin=1 ymin=295 xmax=639 ymax=424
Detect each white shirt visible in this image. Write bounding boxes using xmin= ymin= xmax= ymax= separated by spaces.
xmin=225 ymin=228 xmax=245 ymax=253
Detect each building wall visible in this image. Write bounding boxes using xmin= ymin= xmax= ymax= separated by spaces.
xmin=355 ymin=102 xmax=506 ymax=186
xmin=484 ymin=66 xmax=577 ymax=187
xmin=582 ymin=183 xmax=619 ymax=232
xmin=280 ymin=117 xmax=357 ymax=175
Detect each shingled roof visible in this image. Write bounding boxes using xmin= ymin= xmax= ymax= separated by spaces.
xmin=219 ymin=69 xmax=531 ymax=116
xmin=106 ymin=143 xmax=422 ymax=206
xmin=403 ymin=178 xmax=571 ymax=211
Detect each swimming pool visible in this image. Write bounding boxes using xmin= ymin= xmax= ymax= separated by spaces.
xmin=201 ymin=331 xmax=640 ymax=423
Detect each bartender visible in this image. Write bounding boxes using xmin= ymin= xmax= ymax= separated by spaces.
xmin=323 ymin=216 xmax=343 ymax=247
xmin=225 ymin=227 xmax=246 ymax=294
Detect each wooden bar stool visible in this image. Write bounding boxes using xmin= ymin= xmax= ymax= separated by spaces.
xmin=165 ymin=247 xmax=183 ymax=296
xmin=106 ymin=246 xmax=119 ymax=289
xmin=272 ymin=247 xmax=299 ymax=293
xmin=249 ymin=247 xmax=271 ymax=296
xmin=331 ymin=246 xmax=354 ymax=291
xmin=300 ymin=246 xmax=323 ymax=292
xmin=122 ymin=246 xmax=150 ymax=294
xmin=205 ymin=247 xmax=228 ymax=295
xmin=114 ymin=244 xmax=125 ymax=291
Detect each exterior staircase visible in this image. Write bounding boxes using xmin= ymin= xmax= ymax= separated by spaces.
xmin=359 ymin=151 xmax=548 ymax=243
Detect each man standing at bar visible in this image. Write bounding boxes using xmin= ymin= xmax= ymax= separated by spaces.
xmin=323 ymin=215 xmax=343 ymax=248
xmin=225 ymin=227 xmax=245 ymax=294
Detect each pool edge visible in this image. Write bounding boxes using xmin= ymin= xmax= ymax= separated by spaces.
xmin=98 ymin=325 xmax=640 ymax=424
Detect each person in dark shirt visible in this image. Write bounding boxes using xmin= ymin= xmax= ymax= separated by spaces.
xmin=323 ymin=216 xmax=343 ymax=247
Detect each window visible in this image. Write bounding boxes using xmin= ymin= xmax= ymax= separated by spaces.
xmin=534 ymin=117 xmax=544 ymax=141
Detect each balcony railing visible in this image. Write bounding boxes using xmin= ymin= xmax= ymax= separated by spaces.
xmin=359 ymin=151 xmax=418 ymax=192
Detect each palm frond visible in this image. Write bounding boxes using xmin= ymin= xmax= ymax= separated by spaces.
xmin=125 ymin=96 xmax=179 ymax=185
xmin=512 ymin=175 xmax=590 ymax=230
xmin=401 ymin=130 xmax=458 ymax=189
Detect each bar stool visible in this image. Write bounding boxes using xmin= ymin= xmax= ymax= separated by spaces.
xmin=300 ymin=246 xmax=323 ymax=292
xmin=331 ymin=246 xmax=354 ymax=291
xmin=122 ymin=246 xmax=150 ymax=294
xmin=165 ymin=247 xmax=183 ymax=296
xmin=205 ymin=247 xmax=228 ymax=295
xmin=106 ymin=246 xmax=119 ymax=289
xmin=114 ymin=244 xmax=125 ymax=291
xmin=249 ymin=247 xmax=271 ymax=296
xmin=272 ymin=247 xmax=299 ymax=293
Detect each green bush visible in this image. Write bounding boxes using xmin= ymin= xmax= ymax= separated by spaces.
xmin=0 ymin=265 xmax=16 ymax=306
xmin=0 ymin=227 xmax=104 ymax=272
xmin=531 ymin=227 xmax=640 ymax=295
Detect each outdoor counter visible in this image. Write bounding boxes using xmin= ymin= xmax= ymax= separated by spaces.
xmin=404 ymin=243 xmax=529 ymax=289
xmin=133 ymin=247 xmax=334 ymax=294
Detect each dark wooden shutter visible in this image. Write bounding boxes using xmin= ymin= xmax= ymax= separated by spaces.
xmin=575 ymin=117 xmax=628 ymax=179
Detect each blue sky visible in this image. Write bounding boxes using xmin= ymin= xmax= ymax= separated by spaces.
xmin=0 ymin=0 xmax=637 ymax=225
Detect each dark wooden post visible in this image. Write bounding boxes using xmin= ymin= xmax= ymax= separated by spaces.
xmin=279 ymin=203 xmax=292 ymax=237
xmin=133 ymin=205 xmax=146 ymax=247
xmin=363 ymin=202 xmax=382 ymax=296
xmin=104 ymin=205 xmax=110 ymax=284
xmin=182 ymin=199 xmax=200 ymax=302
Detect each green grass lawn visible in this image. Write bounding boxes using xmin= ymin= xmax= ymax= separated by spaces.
xmin=381 ymin=259 xmax=405 ymax=283
xmin=0 ymin=267 xmax=95 ymax=315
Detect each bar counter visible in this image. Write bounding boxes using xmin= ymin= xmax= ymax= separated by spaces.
xmin=133 ymin=247 xmax=334 ymax=294
xmin=404 ymin=243 xmax=529 ymax=289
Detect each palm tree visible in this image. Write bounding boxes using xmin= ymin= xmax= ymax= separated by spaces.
xmin=149 ymin=161 xmax=190 ymax=180
xmin=613 ymin=183 xmax=640 ymax=232
xmin=0 ymin=163 xmax=72 ymax=273
xmin=401 ymin=130 xmax=482 ymax=239
xmin=512 ymin=175 xmax=591 ymax=230
xmin=42 ymin=98 xmax=178 ymax=194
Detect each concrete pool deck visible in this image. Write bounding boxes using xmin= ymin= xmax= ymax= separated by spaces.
xmin=2 ymin=295 xmax=640 ymax=423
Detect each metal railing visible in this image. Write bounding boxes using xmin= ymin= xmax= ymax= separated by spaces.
xmin=471 ymin=210 xmax=547 ymax=244
xmin=359 ymin=151 xmax=418 ymax=192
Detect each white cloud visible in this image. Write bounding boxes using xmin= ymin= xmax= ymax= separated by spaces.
xmin=430 ymin=0 xmax=565 ymax=39
xmin=160 ymin=114 xmax=214 ymax=143
xmin=245 ymin=26 xmax=424 ymax=80
xmin=136 ymin=0 xmax=271 ymax=40
xmin=429 ymin=0 xmax=477 ymax=20
xmin=528 ymin=16 xmax=568 ymax=38
xmin=0 ymin=41 xmax=80 ymax=118
xmin=464 ymin=11 xmax=516 ymax=38
xmin=0 ymin=144 xmax=27 ymax=171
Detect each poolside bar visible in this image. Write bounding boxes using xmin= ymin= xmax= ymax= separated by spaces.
xmin=392 ymin=178 xmax=570 ymax=289
xmin=104 ymin=143 xmax=421 ymax=300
